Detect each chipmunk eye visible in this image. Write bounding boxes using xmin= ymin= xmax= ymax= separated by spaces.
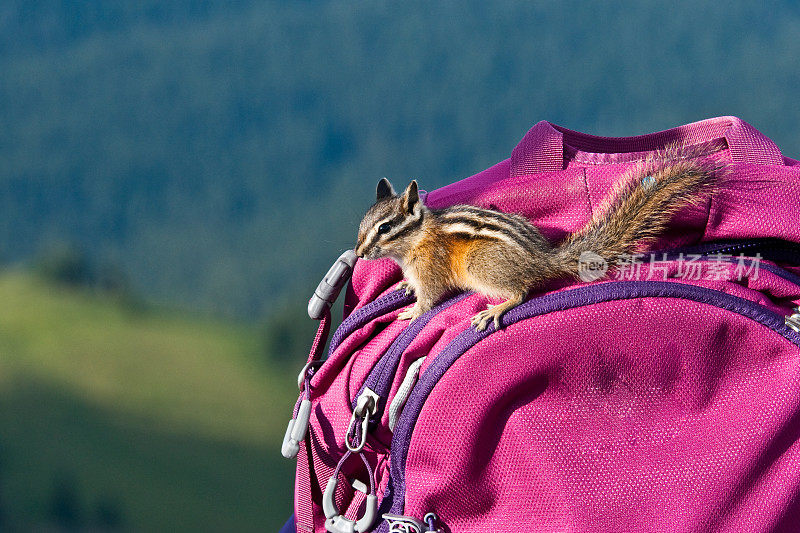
xmin=377 ymin=222 xmax=392 ymax=234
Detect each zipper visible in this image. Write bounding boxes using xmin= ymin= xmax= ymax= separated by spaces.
xmin=314 ymin=290 xmax=464 ymax=532
xmin=640 ymin=238 xmax=800 ymax=288
xmin=659 ymin=250 xmax=800 ymax=287
xmin=667 ymin=238 xmax=800 ymax=270
xmin=668 ymin=237 xmax=800 ymax=258
xmin=379 ymin=279 xmax=800 ymax=524
xmin=352 ymin=292 xmax=472 ymax=417
xmin=327 ymin=288 xmax=414 ymax=358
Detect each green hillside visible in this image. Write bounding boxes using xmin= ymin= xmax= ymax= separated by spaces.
xmin=0 ymin=271 xmax=297 ymax=531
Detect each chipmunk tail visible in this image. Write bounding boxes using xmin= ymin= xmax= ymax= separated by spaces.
xmin=555 ymin=146 xmax=727 ymax=279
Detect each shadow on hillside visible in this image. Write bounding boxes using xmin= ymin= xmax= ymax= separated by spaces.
xmin=0 ymin=379 xmax=294 ymax=532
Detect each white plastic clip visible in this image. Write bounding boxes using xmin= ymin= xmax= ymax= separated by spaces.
xmin=281 ymin=398 xmax=311 ymax=459
xmin=281 ymin=419 xmax=298 ymax=458
xmin=308 ymin=250 xmax=358 ymax=320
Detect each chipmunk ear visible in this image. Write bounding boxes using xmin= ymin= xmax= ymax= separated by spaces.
xmin=376 ymin=178 xmax=395 ymax=200
xmin=401 ymin=180 xmax=419 ymax=214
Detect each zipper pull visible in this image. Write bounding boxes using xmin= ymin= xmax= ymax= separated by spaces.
xmin=346 ymin=388 xmax=380 ymax=453
xmin=323 ymin=449 xmax=378 ymax=533
xmin=787 ymin=307 xmax=800 ymax=333
xmin=281 ymin=418 xmax=297 ymax=458
xmin=281 ymin=398 xmax=311 ymax=458
xmin=282 ymin=362 xmax=322 ymax=459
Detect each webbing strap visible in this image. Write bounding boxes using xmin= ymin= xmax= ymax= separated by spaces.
xmin=725 ymin=117 xmax=784 ymax=166
xmin=307 ymin=306 xmax=331 ymax=364
xmin=295 ymin=438 xmax=314 ymax=532
xmin=510 ymin=116 xmax=784 ymax=176
xmin=294 ymin=305 xmax=332 ymax=531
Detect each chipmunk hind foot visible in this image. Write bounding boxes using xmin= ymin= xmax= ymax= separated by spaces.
xmin=471 ymin=295 xmax=525 ymax=331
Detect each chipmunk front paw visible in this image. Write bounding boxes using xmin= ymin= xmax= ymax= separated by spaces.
xmin=398 ymin=304 xmax=423 ymax=322
xmin=471 ymin=304 xmax=504 ymax=331
xmin=396 ymin=280 xmax=414 ymax=296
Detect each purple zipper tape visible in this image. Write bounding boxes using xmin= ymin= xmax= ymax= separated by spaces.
xmin=353 ymin=292 xmax=473 ymax=414
xmin=327 ymin=289 xmax=414 ymax=358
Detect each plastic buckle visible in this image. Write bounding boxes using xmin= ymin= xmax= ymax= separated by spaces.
xmin=787 ymin=307 xmax=800 ymax=333
xmin=323 ymin=476 xmax=377 ymax=533
xmin=346 ymin=388 xmax=380 ymax=453
xmin=308 ymin=250 xmax=358 ymax=320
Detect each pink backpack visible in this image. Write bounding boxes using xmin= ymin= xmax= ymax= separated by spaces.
xmin=282 ymin=116 xmax=800 ymax=533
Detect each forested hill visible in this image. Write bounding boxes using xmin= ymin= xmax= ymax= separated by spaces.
xmin=2 ymin=0 xmax=799 ymax=318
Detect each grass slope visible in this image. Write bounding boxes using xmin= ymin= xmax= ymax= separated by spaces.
xmin=0 ymin=271 xmax=298 ymax=531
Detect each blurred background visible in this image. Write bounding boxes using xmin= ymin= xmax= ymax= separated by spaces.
xmin=1 ymin=0 xmax=799 ymax=530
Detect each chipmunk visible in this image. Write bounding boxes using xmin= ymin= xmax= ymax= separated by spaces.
xmin=355 ymin=156 xmax=720 ymax=331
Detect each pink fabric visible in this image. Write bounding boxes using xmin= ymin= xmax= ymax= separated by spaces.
xmin=404 ymin=298 xmax=800 ymax=532
xmin=299 ymin=116 xmax=800 ymax=532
